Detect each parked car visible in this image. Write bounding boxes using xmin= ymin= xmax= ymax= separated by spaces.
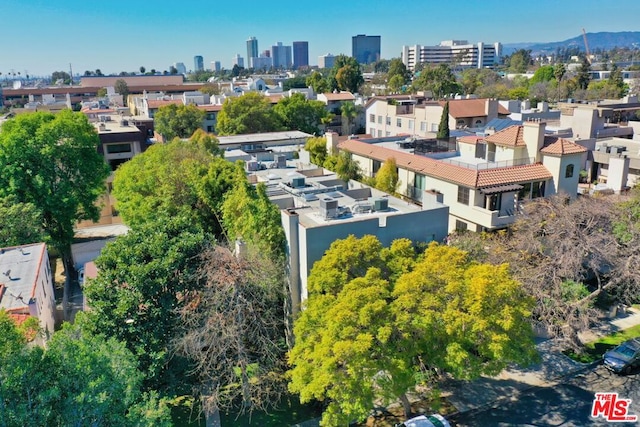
xmin=396 ymin=414 xmax=451 ymax=427
xmin=603 ymin=337 xmax=640 ymax=374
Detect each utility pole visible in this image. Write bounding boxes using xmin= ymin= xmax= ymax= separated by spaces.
xmin=69 ymin=63 xmax=73 ymax=85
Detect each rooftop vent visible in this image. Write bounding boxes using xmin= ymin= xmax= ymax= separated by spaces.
xmin=373 ymin=198 xmax=389 ymax=212
xmin=291 ymin=176 xmax=306 ymax=188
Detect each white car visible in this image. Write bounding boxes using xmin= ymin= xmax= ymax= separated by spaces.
xmin=397 ymin=414 xmax=451 ymax=427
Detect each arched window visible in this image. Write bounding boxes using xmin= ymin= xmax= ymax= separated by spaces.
xmin=565 ymin=164 xmax=574 ymax=178
xmin=475 ymin=119 xmax=483 ymax=126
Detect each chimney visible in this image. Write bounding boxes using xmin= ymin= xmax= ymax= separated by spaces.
xmin=523 ymin=121 xmax=546 ymax=162
xmin=325 ymin=131 xmax=340 ymax=155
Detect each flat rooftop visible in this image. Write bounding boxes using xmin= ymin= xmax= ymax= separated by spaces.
xmin=217 ymin=131 xmax=312 ymax=146
xmin=252 ymin=163 xmax=437 ymax=229
xmin=0 ymin=243 xmax=46 ymax=311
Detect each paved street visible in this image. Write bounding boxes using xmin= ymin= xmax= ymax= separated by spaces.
xmin=449 ymin=365 xmax=639 ymax=426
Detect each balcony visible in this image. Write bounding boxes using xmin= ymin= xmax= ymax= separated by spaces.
xmin=437 ymin=156 xmax=535 ymax=170
xmin=470 ymin=205 xmax=519 ymax=229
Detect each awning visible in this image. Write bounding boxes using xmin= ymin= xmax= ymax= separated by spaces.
xmin=480 ymin=184 xmax=523 ymax=195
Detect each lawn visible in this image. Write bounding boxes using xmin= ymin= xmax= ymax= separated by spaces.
xmin=565 ymin=323 xmax=640 ymax=363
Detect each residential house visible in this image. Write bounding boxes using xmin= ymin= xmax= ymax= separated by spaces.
xmin=336 ymin=121 xmax=587 ymax=232
xmin=0 ymin=243 xmax=56 ymax=344
xmin=317 ymin=92 xmax=360 ymax=135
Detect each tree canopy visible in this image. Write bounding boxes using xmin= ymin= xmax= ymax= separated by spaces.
xmin=412 ymin=64 xmax=461 ymax=99
xmin=0 ymin=110 xmax=110 ymax=312
xmin=112 ymin=138 xmax=235 ymax=235
xmin=0 ymin=311 xmax=171 ymax=426
xmin=330 ymin=55 xmax=364 ymax=93
xmin=375 ymin=157 xmax=400 ymax=194
xmin=288 ymin=236 xmax=537 ymax=426
xmin=273 ymin=93 xmax=329 ymax=135
xmin=437 ymin=101 xmax=450 ymax=140
xmin=216 ymin=92 xmax=283 ymax=135
xmin=304 ymin=136 xmax=328 ymax=166
xmin=153 ymin=103 xmax=205 ymax=141
xmin=0 ymin=196 xmax=45 ymax=247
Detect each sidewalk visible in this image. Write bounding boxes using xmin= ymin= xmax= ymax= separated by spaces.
xmin=442 ymin=306 xmax=640 ymax=414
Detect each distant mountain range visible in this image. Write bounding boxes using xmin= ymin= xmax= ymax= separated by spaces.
xmin=503 ymin=31 xmax=640 ymax=56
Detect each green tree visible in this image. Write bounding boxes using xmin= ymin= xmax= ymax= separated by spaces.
xmin=114 ymin=79 xmax=129 ymax=104
xmin=330 ymin=55 xmax=364 ymax=93
xmin=112 ymin=139 xmax=235 ymax=235
xmin=437 ymin=101 xmax=450 ymax=140
xmin=340 ymin=101 xmax=357 ymax=135
xmin=576 ymin=56 xmax=591 ymax=90
xmin=199 ymin=82 xmax=221 ymax=96
xmin=154 ymin=103 xmax=205 ymax=141
xmin=96 ymin=87 xmax=108 ymax=97
xmin=222 ymin=166 xmax=286 ymax=257
xmin=0 ymin=312 xmax=171 ymax=426
xmin=334 ymin=151 xmax=362 ymax=183
xmin=304 ymin=136 xmax=328 ymax=166
xmin=83 ymin=217 xmax=210 ymax=391
xmin=190 ymin=128 xmax=223 ymax=156
xmin=506 ymin=49 xmax=532 ymax=73
xmin=412 ymin=64 xmax=461 ymax=99
xmin=0 ymin=196 xmax=45 ymax=247
xmin=607 ymin=64 xmax=627 ymax=98
xmin=375 ymin=157 xmax=400 ymax=194
xmin=0 ymin=110 xmax=110 ymax=314
xmin=554 ymin=63 xmax=566 ymax=83
xmin=306 ymin=71 xmax=330 ymax=94
xmin=273 ymin=92 xmax=330 ymax=134
xmin=216 ymin=92 xmax=283 ymax=135
xmin=51 ymin=71 xmax=71 ymax=84
xmin=282 ymin=75 xmax=309 ymax=91
xmin=387 ymin=58 xmax=410 ymax=84
xmin=288 ymin=237 xmax=537 ymax=425
xmin=529 ymin=65 xmax=555 ymax=85
xmin=139 ymin=66 xmax=146 ymax=74
xmin=508 ymin=86 xmax=531 ymax=100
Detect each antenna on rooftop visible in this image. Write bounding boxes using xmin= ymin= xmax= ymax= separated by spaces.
xmin=69 ymin=63 xmax=74 ymax=85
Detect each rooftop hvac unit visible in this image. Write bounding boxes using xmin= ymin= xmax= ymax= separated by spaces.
xmin=319 ymin=198 xmax=339 ymax=219
xmin=373 ymin=198 xmax=389 ymax=211
xmin=120 ymin=119 xmax=129 ymax=126
xmin=274 ymin=154 xmax=286 ymax=168
xmin=291 ymin=176 xmax=306 ymax=188
xmin=246 ymin=160 xmax=259 ymax=172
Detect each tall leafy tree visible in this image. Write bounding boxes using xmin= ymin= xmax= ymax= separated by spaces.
xmin=330 ymin=55 xmax=364 ymax=93
xmin=412 ymin=64 xmax=461 ymax=99
xmin=340 ymin=101 xmax=357 ymax=135
xmin=154 ymin=103 xmax=205 ymax=141
xmin=0 ymin=312 xmax=171 ymax=426
xmin=273 ymin=93 xmax=330 ymax=135
xmin=216 ymin=92 xmax=283 ymax=135
xmin=83 ymin=217 xmax=210 ymax=391
xmin=387 ymin=58 xmax=411 ymax=84
xmin=0 ymin=110 xmax=110 ymax=314
xmin=306 ymin=71 xmax=330 ymax=94
xmin=576 ymin=56 xmax=592 ymax=90
xmin=505 ymin=49 xmax=532 ymax=73
xmin=288 ymin=237 xmax=537 ymax=425
xmin=114 ymin=79 xmax=129 ymax=105
xmin=437 ymin=101 xmax=450 ymax=140
xmin=304 ymin=136 xmax=328 ymax=166
xmin=0 ymin=196 xmax=45 ymax=247
xmin=375 ymin=157 xmax=400 ymax=194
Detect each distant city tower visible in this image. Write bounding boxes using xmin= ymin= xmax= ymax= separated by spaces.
xmin=194 ymin=55 xmax=204 ymax=72
xmin=352 ymin=34 xmax=381 ymax=64
xmin=247 ymin=37 xmax=259 ymax=68
xmin=293 ymin=41 xmax=309 ymax=69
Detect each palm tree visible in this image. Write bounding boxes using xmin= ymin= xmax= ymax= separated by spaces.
xmin=340 ymin=101 xmax=357 ymax=136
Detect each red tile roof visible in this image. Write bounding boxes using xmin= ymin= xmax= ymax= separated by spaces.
xmin=438 ymin=98 xmax=510 ymax=118
xmin=458 ymin=135 xmax=483 ymax=144
xmin=197 ymin=105 xmax=223 ymax=112
xmin=147 ymin=99 xmax=183 ymax=109
xmin=321 ymin=92 xmax=356 ymax=101
xmin=540 ymin=136 xmax=587 ymax=155
xmin=339 ymin=139 xmax=552 ymax=188
xmin=484 ymin=126 xmax=526 ymax=147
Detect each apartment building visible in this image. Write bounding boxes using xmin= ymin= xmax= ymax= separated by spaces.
xmin=336 ymin=121 xmax=587 ymax=232
xmin=401 ymin=40 xmax=502 ymax=71
xmin=366 ymin=96 xmax=510 ymax=138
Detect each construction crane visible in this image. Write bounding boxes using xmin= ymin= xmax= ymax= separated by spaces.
xmin=582 ymin=28 xmax=592 ymax=64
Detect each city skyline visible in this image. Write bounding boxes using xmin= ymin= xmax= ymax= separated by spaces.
xmin=2 ymin=0 xmax=639 ymax=76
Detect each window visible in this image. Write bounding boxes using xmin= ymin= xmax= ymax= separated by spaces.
xmin=370 ymin=127 xmax=376 ymax=136
xmin=457 ymin=186 xmax=470 ymax=205
xmin=475 ymin=119 xmax=483 ymax=126
xmin=415 ymin=173 xmax=426 ymax=190
xmin=488 ymin=194 xmax=502 ymax=211
xmin=369 ymin=114 xmax=375 ymax=123
xmin=408 ymin=120 xmax=414 ymax=130
xmin=385 ymin=131 xmax=391 ymax=136
xmin=565 ymin=164 xmax=574 ymax=178
xmin=455 ymin=220 xmax=468 ymax=231
xmin=431 ymin=123 xmax=438 ymax=132
xmin=532 ymin=181 xmax=545 ymax=198
xmin=397 ymin=118 xmax=402 ymax=127
xmin=378 ymin=115 xmax=383 ymax=124
xmin=207 ymin=126 xmax=214 ymax=132
xmin=377 ymin=130 xmax=382 ymax=137
xmin=386 ymin=116 xmax=391 ymax=125
xmin=420 ymin=121 xmax=427 ymax=132
xmin=106 ymin=143 xmax=132 ymax=154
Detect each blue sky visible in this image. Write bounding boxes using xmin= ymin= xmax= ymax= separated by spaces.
xmin=2 ymin=0 xmax=639 ymax=77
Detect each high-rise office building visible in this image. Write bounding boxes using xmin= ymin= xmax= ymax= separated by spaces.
xmin=292 ymin=41 xmax=309 ymax=69
xmin=211 ymin=61 xmax=221 ymax=72
xmin=173 ymin=62 xmax=187 ymax=74
xmin=318 ymin=53 xmax=336 ymax=69
xmin=271 ymin=42 xmax=292 ymax=69
xmin=352 ymin=34 xmax=381 ymax=64
xmin=401 ymin=41 xmax=502 ymax=71
xmin=246 ymin=37 xmax=259 ymax=68
xmin=194 ymin=55 xmax=204 ymax=72
xmin=233 ymin=54 xmax=244 ymax=68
